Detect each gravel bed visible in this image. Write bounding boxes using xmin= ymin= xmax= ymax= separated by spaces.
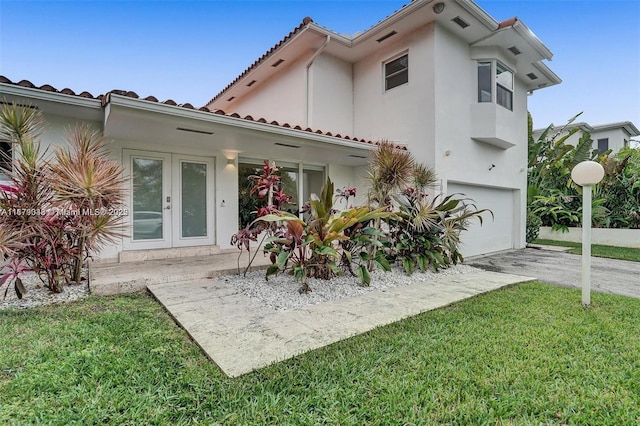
xmin=1 ymin=264 xmax=481 ymax=312
xmin=221 ymin=264 xmax=481 ymax=312
xmin=0 ymin=272 xmax=90 ymax=311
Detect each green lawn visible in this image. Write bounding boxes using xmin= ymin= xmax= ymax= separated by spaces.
xmin=2 ymin=284 xmax=639 ymax=425
xmin=533 ymin=239 xmax=640 ymax=262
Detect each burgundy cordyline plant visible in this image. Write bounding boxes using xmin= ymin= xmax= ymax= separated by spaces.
xmin=230 ymin=160 xmax=292 ymax=275
xmin=0 ymin=102 xmax=126 ymax=298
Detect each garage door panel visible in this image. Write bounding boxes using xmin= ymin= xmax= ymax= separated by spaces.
xmin=448 ymin=183 xmax=515 ymax=257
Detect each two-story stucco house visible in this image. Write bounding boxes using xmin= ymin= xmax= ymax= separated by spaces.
xmin=533 ymin=121 xmax=640 ymax=154
xmin=0 ymin=0 xmax=560 ymax=262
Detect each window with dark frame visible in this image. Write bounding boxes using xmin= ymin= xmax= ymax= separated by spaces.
xmin=385 ymin=54 xmax=408 ymax=91
xmin=597 ymin=138 xmax=609 ymax=153
xmin=0 ymin=141 xmax=12 ymax=178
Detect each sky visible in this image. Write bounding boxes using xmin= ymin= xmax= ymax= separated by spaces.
xmin=1 ymin=0 xmax=639 ymax=133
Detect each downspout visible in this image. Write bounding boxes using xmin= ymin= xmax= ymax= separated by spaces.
xmin=305 ymin=35 xmax=331 ymax=127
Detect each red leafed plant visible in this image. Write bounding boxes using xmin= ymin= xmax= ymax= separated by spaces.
xmin=230 ymin=160 xmax=292 ymax=276
xmin=0 ymin=102 xmax=126 ymax=297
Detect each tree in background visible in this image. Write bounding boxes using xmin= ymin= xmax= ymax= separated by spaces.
xmin=527 ymin=112 xmax=640 ymax=238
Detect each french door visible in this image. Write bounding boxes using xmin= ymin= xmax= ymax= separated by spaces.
xmin=123 ymin=150 xmax=215 ymax=250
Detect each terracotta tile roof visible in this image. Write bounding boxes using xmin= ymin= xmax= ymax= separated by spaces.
xmin=497 ymin=17 xmax=518 ymax=29
xmin=0 ymin=76 xmax=405 ymax=150
xmin=0 ymin=75 xmax=104 ymax=100
xmin=205 ymin=2 xmax=420 ymax=107
xmin=206 ymin=17 xmax=314 ymax=106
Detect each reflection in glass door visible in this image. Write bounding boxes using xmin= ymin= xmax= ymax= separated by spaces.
xmin=180 ymin=161 xmax=207 ymax=238
xmin=124 ymin=150 xmax=214 ymax=250
xmin=132 ymin=157 xmax=164 ymax=241
xmin=172 ymin=155 xmax=215 ymax=247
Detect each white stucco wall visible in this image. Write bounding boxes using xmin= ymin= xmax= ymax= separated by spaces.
xmin=353 ymin=24 xmax=436 ymax=164
xmin=539 ymin=227 xmax=640 ymax=248
xmin=216 ymin=156 xmax=239 ymax=250
xmin=326 ymin=164 xmax=368 ymax=208
xmin=221 ymin=55 xmax=309 ymax=126
xmin=591 ymin=128 xmax=629 ymax=153
xmin=309 ymin=53 xmax=354 ymax=136
xmin=433 ymin=24 xmax=528 ymax=251
xmin=36 ymin=113 xmax=103 ymax=157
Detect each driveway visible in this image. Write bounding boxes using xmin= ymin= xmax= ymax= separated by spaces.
xmin=467 ymin=248 xmax=640 ymax=299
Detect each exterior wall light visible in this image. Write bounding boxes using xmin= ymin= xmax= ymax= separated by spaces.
xmin=433 ymin=3 xmax=445 ymax=14
xmin=571 ymin=160 xmax=605 ymax=306
xmin=226 ymin=158 xmax=235 ymax=167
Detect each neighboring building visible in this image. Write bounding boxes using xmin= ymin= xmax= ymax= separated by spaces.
xmin=0 ymin=0 xmax=560 ymax=261
xmin=533 ymin=121 xmax=640 ymax=154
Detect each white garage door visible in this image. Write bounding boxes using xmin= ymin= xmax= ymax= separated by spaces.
xmin=447 ymin=183 xmax=517 ymax=257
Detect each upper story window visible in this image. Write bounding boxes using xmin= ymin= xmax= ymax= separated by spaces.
xmin=496 ymin=63 xmax=513 ymax=110
xmin=477 ymin=60 xmax=513 ymax=111
xmin=597 ymin=138 xmax=609 ymax=153
xmin=385 ymin=54 xmax=408 ymax=91
xmin=0 ymin=141 xmax=13 ymax=181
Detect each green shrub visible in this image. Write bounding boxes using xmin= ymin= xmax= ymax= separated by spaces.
xmin=526 ymin=208 xmax=542 ymax=243
xmin=387 ymin=190 xmax=491 ymax=274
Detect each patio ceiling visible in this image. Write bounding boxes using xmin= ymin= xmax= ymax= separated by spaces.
xmin=104 ymin=96 xmax=375 ymax=167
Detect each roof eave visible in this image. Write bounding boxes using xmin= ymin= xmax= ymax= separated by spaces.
xmin=108 ymin=94 xmax=382 ymax=151
xmin=529 ymin=62 xmax=562 ymax=91
xmin=454 ymin=0 xmax=499 ymax=30
xmin=592 ymin=121 xmax=640 ymax=136
xmin=512 ymin=20 xmax=553 ymax=60
xmin=0 ymin=83 xmax=102 ymax=109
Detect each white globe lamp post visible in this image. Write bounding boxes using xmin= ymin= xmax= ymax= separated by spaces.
xmin=571 ymin=160 xmax=605 ymax=306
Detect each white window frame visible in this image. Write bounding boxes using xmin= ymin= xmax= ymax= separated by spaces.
xmin=384 ymin=52 xmax=409 ymax=91
xmin=477 ymin=60 xmax=514 ymax=111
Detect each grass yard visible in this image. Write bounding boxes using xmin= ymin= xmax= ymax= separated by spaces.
xmin=534 ymin=239 xmax=640 ymax=262
xmin=1 ymin=282 xmax=639 ymax=425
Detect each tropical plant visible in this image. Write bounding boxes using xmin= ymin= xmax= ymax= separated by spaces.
xmin=0 ymin=102 xmax=126 ymax=296
xmin=526 ymin=207 xmax=542 ymax=243
xmin=387 ymin=190 xmax=491 ymax=274
xmin=367 ymin=140 xmax=415 ymax=209
xmin=0 ymin=102 xmax=69 ymax=293
xmin=527 ymin=112 xmax=607 ymax=230
xmin=258 ymin=177 xmax=392 ymax=292
xmin=238 ymin=165 xmax=267 ymax=229
xmin=593 ymin=148 xmax=640 ymax=228
xmin=48 ymin=125 xmax=127 ymax=282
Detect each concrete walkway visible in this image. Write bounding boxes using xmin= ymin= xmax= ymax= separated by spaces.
xmin=467 ymin=248 xmax=640 ymax=299
xmin=148 ymin=270 xmax=534 ymax=377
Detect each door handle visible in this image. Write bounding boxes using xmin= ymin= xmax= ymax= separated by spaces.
xmin=165 ymin=205 xmax=171 ymax=210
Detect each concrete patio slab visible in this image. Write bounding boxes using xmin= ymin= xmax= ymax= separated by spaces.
xmin=148 ymin=270 xmax=534 ymax=377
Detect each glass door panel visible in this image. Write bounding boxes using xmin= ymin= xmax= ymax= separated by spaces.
xmin=181 ymin=161 xmax=207 ymax=238
xmin=278 ymin=164 xmax=299 ymax=215
xmin=172 ymin=155 xmax=215 ymax=247
xmin=123 ymin=150 xmax=172 ymax=250
xmin=132 ymin=157 xmax=164 ymax=240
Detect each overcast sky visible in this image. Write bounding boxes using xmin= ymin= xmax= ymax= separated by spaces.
xmin=1 ymin=0 xmax=638 ymax=132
